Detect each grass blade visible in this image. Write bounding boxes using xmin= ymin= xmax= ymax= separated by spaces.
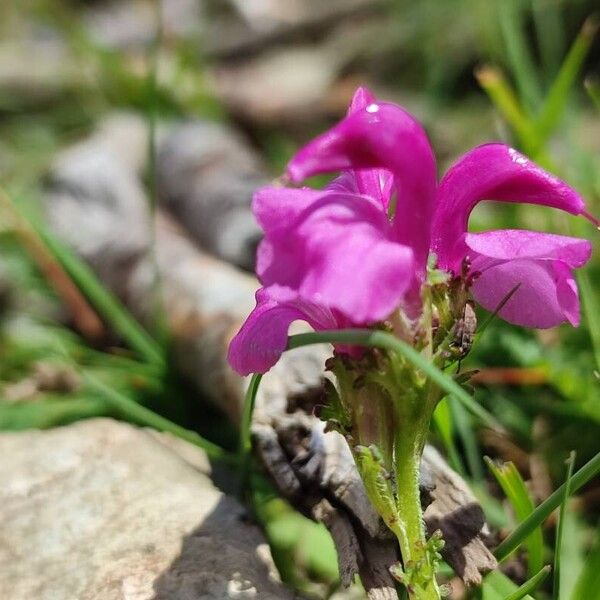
xmin=534 ymin=17 xmax=599 ymax=149
xmin=532 ymin=0 xmax=565 ymax=79
xmin=0 ymin=397 xmax=109 ymax=430
xmin=485 ymin=458 xmax=544 ymax=578
xmin=432 ymin=399 xmax=466 ymax=476
xmin=1 ymin=186 xmax=165 ymax=367
xmin=497 ymin=0 xmax=542 ymax=113
xmin=480 ymin=570 xmax=535 ymax=600
xmin=240 ymin=373 xmax=263 ymax=458
xmin=505 ymin=565 xmax=552 ymax=600
xmin=287 ymin=329 xmax=501 ymax=430
xmin=476 ymin=66 xmax=535 ymax=151
xmin=495 ymin=450 xmax=600 ymax=562
xmin=0 ymin=188 xmax=104 ymax=341
xmin=84 ymin=372 xmax=235 ymax=464
xmin=553 ymin=451 xmax=576 ymax=600
xmin=238 ymin=329 xmax=503 ymax=491
xmin=570 ymin=530 xmax=600 ymax=600
xmin=450 ymin=396 xmax=484 ymax=481
xmin=577 ymin=270 xmax=600 ymax=373
xmin=239 ymin=373 xmax=263 ymax=493
xmin=3 ymin=186 xmax=165 ymax=366
xmin=37 ymin=226 xmax=166 ymax=367
xmin=586 ymin=77 xmax=600 ymax=111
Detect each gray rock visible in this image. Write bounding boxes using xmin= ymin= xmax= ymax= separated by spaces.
xmin=0 ymin=418 xmax=297 ymax=600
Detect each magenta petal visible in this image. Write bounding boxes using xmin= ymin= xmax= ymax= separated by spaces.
xmin=327 ymin=168 xmax=394 ymax=211
xmin=286 ymin=102 xmax=436 ymax=270
xmin=353 ymin=168 xmax=394 ymax=211
xmin=253 ymin=185 xmax=329 ymax=282
xmin=465 ymin=230 xmax=592 ymax=268
xmin=471 ymin=259 xmax=577 ymax=328
xmin=432 ymin=143 xmax=586 ymax=272
xmin=326 ymin=171 xmax=359 ymax=194
xmin=227 ymin=286 xmax=337 ymax=375
xmin=343 ymin=86 xmax=394 ymax=208
xmin=347 ymin=86 xmax=376 ymax=114
xmin=466 ymin=230 xmax=590 ymax=328
xmin=554 ymin=261 xmax=580 ymax=326
xmin=259 ymin=192 xmax=415 ymax=323
xmin=253 ymin=185 xmax=326 ymax=236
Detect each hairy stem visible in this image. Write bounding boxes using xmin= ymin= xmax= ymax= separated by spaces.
xmin=394 ymin=416 xmax=441 ymax=600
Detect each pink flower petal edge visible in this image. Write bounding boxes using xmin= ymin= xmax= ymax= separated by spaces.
xmin=286 ymin=101 xmax=437 ymax=272
xmin=467 ymin=230 xmax=591 ymax=328
xmin=255 ymin=190 xmax=415 ymax=323
xmin=227 ymin=286 xmax=339 ymax=376
xmin=431 ymin=143 xmax=586 ymax=272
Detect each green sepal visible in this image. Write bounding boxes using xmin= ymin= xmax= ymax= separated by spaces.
xmin=318 ymin=378 xmax=352 ymax=434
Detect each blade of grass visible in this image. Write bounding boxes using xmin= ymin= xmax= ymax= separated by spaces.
xmin=239 ymin=373 xmax=263 ymax=491
xmin=586 ymin=77 xmax=600 ymax=111
xmin=534 ymin=17 xmax=599 ymax=150
xmin=475 ymin=66 xmax=535 ymax=151
xmin=570 ymin=530 xmax=600 ymax=600
xmin=432 ymin=399 xmax=466 ymax=476
xmin=497 ymin=0 xmax=542 ymax=114
xmin=238 ymin=329 xmax=502 ymax=492
xmin=83 ymin=372 xmax=236 ymax=465
xmin=240 ymin=373 xmax=263 ymax=458
xmin=553 ymin=451 xmax=576 ymax=600
xmin=0 ymin=396 xmax=109 ymax=430
xmin=495 ymin=450 xmax=600 ymax=562
xmin=555 ymin=510 xmax=587 ymax=600
xmin=0 ymin=189 xmax=104 ymax=340
xmin=505 ymin=565 xmax=552 ymax=600
xmin=3 ymin=186 xmax=165 ymax=366
xmin=485 ymin=458 xmax=544 ymax=578
xmin=532 ymin=0 xmax=565 ymax=79
xmin=450 ymin=396 xmax=484 ymax=481
xmin=287 ymin=329 xmax=501 ymax=430
xmin=144 ymin=0 xmax=170 ymax=349
xmin=36 ymin=225 xmax=165 ymax=367
xmin=577 ymin=270 xmax=600 ymax=373
xmin=480 ymin=570 xmax=535 ymax=600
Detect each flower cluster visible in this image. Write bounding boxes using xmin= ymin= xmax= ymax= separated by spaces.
xmin=229 ymin=87 xmax=594 ymax=376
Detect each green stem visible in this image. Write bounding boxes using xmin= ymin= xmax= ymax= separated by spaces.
xmin=394 ymin=416 xmax=441 ymax=600
xmin=395 ymin=429 xmax=425 ymax=561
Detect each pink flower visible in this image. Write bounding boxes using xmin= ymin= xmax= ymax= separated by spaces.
xmin=228 ymin=88 xmax=595 ymax=375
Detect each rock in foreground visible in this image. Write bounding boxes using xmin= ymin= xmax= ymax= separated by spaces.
xmin=0 ymin=418 xmax=296 ymax=600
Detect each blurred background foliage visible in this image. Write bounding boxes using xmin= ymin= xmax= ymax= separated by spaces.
xmin=1 ymin=1 xmax=599 ymax=598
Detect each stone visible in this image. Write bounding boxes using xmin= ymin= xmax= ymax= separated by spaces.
xmin=0 ymin=418 xmax=297 ymax=600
